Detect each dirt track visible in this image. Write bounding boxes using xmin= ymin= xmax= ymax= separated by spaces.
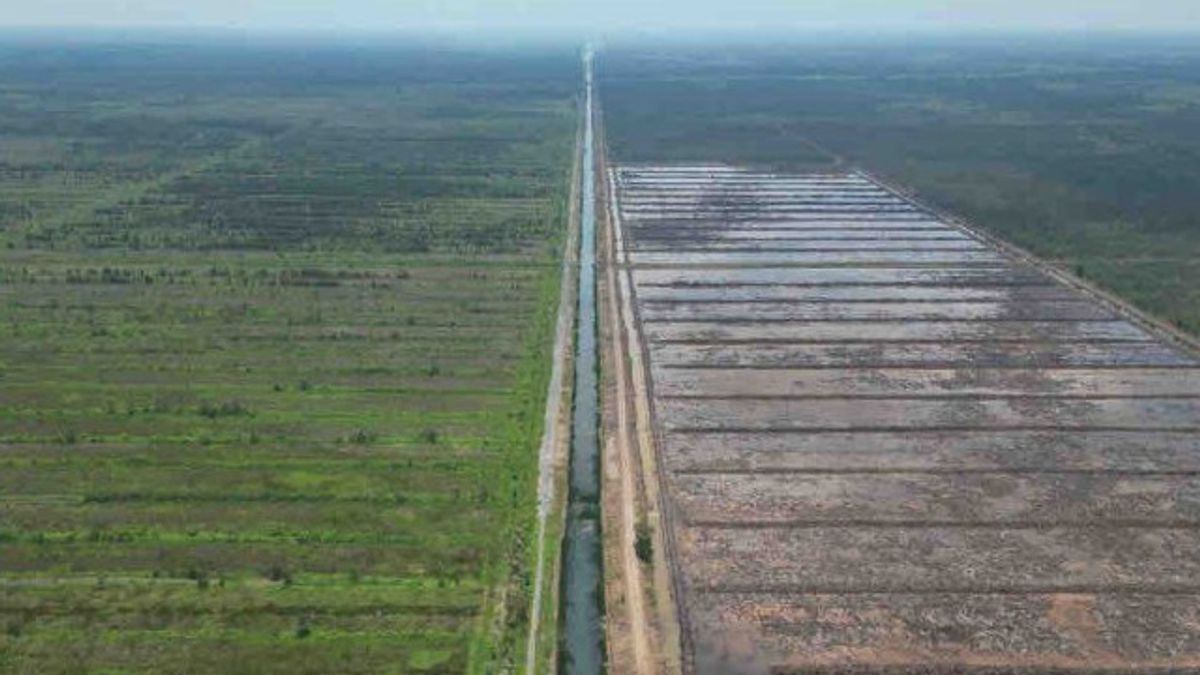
xmin=601 ymin=178 xmax=654 ymax=675
xmin=595 ymin=67 xmax=680 ymax=674
xmin=610 ymin=164 xmax=1200 ymax=674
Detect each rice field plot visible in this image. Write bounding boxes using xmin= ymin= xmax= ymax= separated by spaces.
xmin=611 ymin=164 xmax=1200 ymax=674
xmin=0 ymin=40 xmax=577 ymax=674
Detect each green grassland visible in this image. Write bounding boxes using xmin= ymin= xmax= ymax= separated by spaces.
xmin=600 ymin=35 xmax=1200 ymax=334
xmin=0 ymin=38 xmax=578 ymax=673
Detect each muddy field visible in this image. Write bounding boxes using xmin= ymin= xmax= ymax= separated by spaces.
xmin=611 ymin=165 xmax=1200 ymax=673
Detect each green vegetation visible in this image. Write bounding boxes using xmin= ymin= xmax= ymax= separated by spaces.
xmin=634 ymin=522 xmax=653 ymax=565
xmin=600 ymin=35 xmax=1200 ymax=334
xmin=0 ymin=39 xmax=578 ymax=673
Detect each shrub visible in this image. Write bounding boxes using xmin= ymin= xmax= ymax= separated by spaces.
xmin=634 ymin=522 xmax=653 ymax=564
xmin=349 ymin=429 xmax=376 ymax=444
xmin=196 ymin=400 xmax=250 ymax=418
xmin=266 ymin=565 xmax=293 ymax=585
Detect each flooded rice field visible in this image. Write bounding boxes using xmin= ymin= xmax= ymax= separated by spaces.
xmin=611 ymin=165 xmax=1200 ymax=673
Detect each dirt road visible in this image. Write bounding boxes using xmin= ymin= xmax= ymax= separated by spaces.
xmin=595 ymin=76 xmax=684 ymax=675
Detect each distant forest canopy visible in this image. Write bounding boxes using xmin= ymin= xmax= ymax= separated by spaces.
xmin=600 ymin=36 xmax=1200 ymax=335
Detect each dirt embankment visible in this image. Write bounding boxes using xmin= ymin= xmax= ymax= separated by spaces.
xmin=595 ymin=93 xmax=684 ymax=675
xmin=523 ymin=68 xmax=584 ymax=675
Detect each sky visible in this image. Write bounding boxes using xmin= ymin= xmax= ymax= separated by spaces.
xmin=3 ymin=0 xmax=1200 ymax=33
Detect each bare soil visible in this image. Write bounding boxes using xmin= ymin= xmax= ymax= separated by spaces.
xmin=612 ymin=164 xmax=1200 ymax=674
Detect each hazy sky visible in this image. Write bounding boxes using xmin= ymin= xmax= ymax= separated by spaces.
xmin=4 ymin=0 xmax=1200 ymax=32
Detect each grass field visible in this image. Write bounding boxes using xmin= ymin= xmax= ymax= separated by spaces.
xmin=599 ymin=34 xmax=1200 ymax=335
xmin=0 ymin=37 xmax=577 ymax=673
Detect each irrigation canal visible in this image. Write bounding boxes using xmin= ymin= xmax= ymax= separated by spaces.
xmin=559 ymin=48 xmax=605 ymax=675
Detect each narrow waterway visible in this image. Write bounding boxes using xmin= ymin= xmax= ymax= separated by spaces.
xmin=560 ymin=48 xmax=605 ymax=675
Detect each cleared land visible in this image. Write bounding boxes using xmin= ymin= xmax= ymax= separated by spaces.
xmin=611 ymin=164 xmax=1200 ymax=673
xmin=0 ymin=41 xmax=576 ymax=673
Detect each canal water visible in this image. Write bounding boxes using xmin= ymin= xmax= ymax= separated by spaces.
xmin=560 ymin=48 xmax=605 ymax=675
